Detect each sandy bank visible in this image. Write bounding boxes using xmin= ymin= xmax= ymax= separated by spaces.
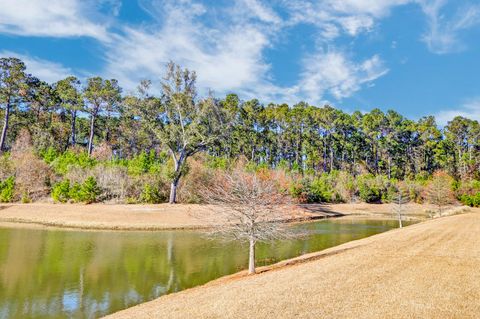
xmin=0 ymin=202 xmax=464 ymax=231
xmin=104 ymin=209 xmax=479 ymax=318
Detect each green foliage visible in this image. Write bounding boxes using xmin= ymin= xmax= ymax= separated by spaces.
xmin=457 ymin=180 xmax=480 ymax=207
xmin=459 ymin=193 xmax=480 ymax=207
xmin=21 ymin=192 xmax=31 ymax=203
xmin=357 ymin=175 xmax=382 ymax=203
xmin=52 ymin=179 xmax=71 ymax=203
xmin=79 ymin=176 xmax=101 ymax=204
xmin=68 ymin=183 xmax=83 ymax=202
xmin=51 ymin=177 xmax=101 ymax=204
xmin=40 ymin=147 xmax=58 ymax=164
xmin=140 ymin=184 xmax=165 ymax=204
xmin=0 ymin=176 xmax=15 ymax=202
xmin=50 ymin=150 xmax=96 ymax=175
xmin=308 ymin=174 xmax=335 ymax=203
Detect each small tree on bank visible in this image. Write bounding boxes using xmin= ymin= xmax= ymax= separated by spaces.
xmin=426 ymin=171 xmax=454 ymax=217
xmin=392 ymin=184 xmax=409 ymax=228
xmin=201 ymin=168 xmax=293 ymax=275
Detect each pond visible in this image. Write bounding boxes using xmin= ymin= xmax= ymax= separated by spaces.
xmin=0 ymin=218 xmax=407 ymax=318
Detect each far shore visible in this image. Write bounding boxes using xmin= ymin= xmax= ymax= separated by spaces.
xmin=0 ymin=202 xmax=468 ymax=231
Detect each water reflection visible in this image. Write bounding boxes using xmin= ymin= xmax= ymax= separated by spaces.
xmin=0 ymin=219 xmax=405 ymax=318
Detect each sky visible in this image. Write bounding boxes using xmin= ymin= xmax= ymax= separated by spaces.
xmin=0 ymin=0 xmax=479 ymax=125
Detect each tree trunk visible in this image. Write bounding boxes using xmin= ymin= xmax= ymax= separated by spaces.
xmin=398 ymin=212 xmax=403 ymax=228
xmin=70 ymin=110 xmax=77 ymax=146
xmin=169 ymin=180 xmax=178 ymax=204
xmin=87 ymin=113 xmax=96 ymax=156
xmin=248 ymin=238 xmax=256 ymax=275
xmin=0 ymin=101 xmax=10 ymax=152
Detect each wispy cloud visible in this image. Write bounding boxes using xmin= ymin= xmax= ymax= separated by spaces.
xmin=102 ymin=0 xmax=273 ymax=97
xmin=0 ymin=0 xmax=115 ymax=41
xmin=0 ymin=51 xmax=75 ymax=83
xmin=290 ymin=50 xmax=389 ymax=103
xmin=4 ymin=0 xmax=477 ymax=106
xmin=419 ymin=0 xmax=480 ymax=54
xmin=435 ymin=98 xmax=480 ymax=126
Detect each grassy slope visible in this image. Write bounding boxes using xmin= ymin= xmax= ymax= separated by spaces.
xmin=105 ymin=210 xmax=480 ymax=319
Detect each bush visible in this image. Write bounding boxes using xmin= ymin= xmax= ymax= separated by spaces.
xmin=457 ymin=179 xmax=480 ymax=207
xmin=13 ymin=150 xmax=52 ymax=200
xmin=0 ymin=153 xmax=14 ymax=180
xmin=68 ymin=183 xmax=83 ymax=202
xmin=51 ymin=177 xmax=101 ymax=204
xmin=357 ymin=175 xmax=382 ymax=203
xmin=308 ymin=174 xmax=335 ymax=203
xmin=0 ymin=177 xmax=15 ymax=203
xmin=459 ymin=193 xmax=480 ymax=207
xmin=79 ymin=176 xmax=101 ymax=204
xmin=50 ymin=150 xmax=96 ymax=175
xmin=52 ymin=179 xmax=71 ymax=203
xmin=140 ymin=184 xmax=165 ymax=203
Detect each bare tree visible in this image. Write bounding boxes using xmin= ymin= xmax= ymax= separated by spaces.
xmin=426 ymin=171 xmax=454 ymax=217
xmin=201 ymin=168 xmax=294 ymax=275
xmin=392 ymin=184 xmax=409 ymax=228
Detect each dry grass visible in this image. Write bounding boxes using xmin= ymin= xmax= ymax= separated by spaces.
xmin=105 ymin=210 xmax=480 ymax=319
xmin=0 ymin=202 xmax=467 ymax=231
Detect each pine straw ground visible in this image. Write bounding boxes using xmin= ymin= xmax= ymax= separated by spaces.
xmin=105 ymin=210 xmax=480 ymax=319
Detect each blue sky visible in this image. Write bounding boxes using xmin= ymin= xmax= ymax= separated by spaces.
xmin=0 ymin=0 xmax=480 ymax=124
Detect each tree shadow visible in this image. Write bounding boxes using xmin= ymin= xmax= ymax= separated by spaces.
xmin=295 ymin=203 xmax=345 ymax=219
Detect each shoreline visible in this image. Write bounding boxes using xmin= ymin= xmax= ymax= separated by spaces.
xmin=0 ymin=202 xmax=467 ymax=231
xmin=104 ymin=210 xmax=480 ymax=319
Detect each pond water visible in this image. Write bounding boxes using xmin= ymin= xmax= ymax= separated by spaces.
xmin=0 ymin=218 xmax=406 ymax=318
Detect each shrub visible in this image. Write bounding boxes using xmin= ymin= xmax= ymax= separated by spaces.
xmin=177 ymin=157 xmax=214 ymax=203
xmin=457 ymin=179 xmax=480 ymax=207
xmin=308 ymin=174 xmax=335 ymax=203
xmin=40 ymin=147 xmax=58 ymax=164
xmin=0 ymin=177 xmax=15 ymax=203
xmin=50 ymin=150 xmax=96 ymax=175
xmin=52 ymin=179 xmax=71 ymax=203
xmin=0 ymin=153 xmax=14 ymax=180
xmin=140 ymin=184 xmax=165 ymax=203
xmin=334 ymin=171 xmax=356 ymax=202
xmin=459 ymin=193 xmax=480 ymax=207
xmin=92 ymin=165 xmax=129 ymax=202
xmin=13 ymin=150 xmax=52 ymax=200
xmin=357 ymin=174 xmax=382 ymax=203
xmin=79 ymin=176 xmax=101 ymax=204
xmin=68 ymin=183 xmax=83 ymax=202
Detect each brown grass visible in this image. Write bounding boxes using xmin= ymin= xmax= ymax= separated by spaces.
xmin=0 ymin=202 xmax=466 ymax=231
xmin=104 ymin=209 xmax=480 ymax=319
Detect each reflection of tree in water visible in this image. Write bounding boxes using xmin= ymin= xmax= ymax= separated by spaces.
xmin=0 ymin=220 xmax=402 ymax=318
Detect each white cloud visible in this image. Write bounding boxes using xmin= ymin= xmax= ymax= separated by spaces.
xmin=435 ymin=98 xmax=480 ymax=126
xmin=103 ymin=0 xmax=273 ymax=98
xmin=0 ymin=51 xmax=75 ymax=83
xmin=0 ymin=0 xmax=113 ymax=40
xmin=419 ymin=0 xmax=480 ymax=54
xmin=101 ymin=0 xmax=394 ymax=104
xmin=239 ymin=0 xmax=282 ymax=25
xmin=289 ymin=50 xmax=389 ymax=103
xmin=284 ymin=0 xmax=410 ymax=39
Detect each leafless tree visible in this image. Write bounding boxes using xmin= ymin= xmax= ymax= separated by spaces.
xmin=392 ymin=184 xmax=409 ymax=228
xmin=200 ymin=168 xmax=294 ymax=275
xmin=426 ymin=171 xmax=454 ymax=217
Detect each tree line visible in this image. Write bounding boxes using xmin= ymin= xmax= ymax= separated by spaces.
xmin=0 ymin=57 xmax=479 ymax=204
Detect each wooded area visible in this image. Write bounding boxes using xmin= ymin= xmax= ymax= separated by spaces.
xmin=0 ymin=57 xmax=479 ymax=206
